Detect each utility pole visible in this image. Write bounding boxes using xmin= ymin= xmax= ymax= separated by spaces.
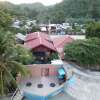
xmin=48 ymin=19 xmax=51 ymax=35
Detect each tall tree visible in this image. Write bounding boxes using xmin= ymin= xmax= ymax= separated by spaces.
xmin=0 ymin=30 xmax=32 ymax=96
xmin=0 ymin=10 xmax=12 ymax=29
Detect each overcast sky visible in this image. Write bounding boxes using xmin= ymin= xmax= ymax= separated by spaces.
xmin=0 ymin=0 xmax=62 ymax=5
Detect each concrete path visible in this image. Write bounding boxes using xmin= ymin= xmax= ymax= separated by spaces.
xmin=49 ymin=92 xmax=76 ymax=100
xmin=64 ymin=62 xmax=100 ymax=100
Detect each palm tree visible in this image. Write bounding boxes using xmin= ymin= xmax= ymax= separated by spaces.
xmin=0 ymin=30 xmax=31 ymax=96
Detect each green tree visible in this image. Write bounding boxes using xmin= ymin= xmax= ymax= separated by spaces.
xmin=0 ymin=10 xmax=12 ymax=29
xmin=49 ymin=53 xmax=59 ymax=61
xmin=64 ymin=38 xmax=100 ymax=70
xmin=0 ymin=0 xmax=100 ymax=24
xmin=0 ymin=30 xmax=32 ymax=96
xmin=14 ymin=45 xmax=34 ymax=65
xmin=86 ymin=22 xmax=100 ymax=38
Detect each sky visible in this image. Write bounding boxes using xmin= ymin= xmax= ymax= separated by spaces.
xmin=0 ymin=0 xmax=63 ymax=5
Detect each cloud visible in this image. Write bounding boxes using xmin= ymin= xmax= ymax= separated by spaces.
xmin=0 ymin=0 xmax=62 ymax=5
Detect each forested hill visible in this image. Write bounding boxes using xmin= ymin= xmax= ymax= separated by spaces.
xmin=44 ymin=0 xmax=100 ymax=23
xmin=19 ymin=2 xmax=46 ymax=12
xmin=0 ymin=0 xmax=100 ymax=23
xmin=0 ymin=1 xmax=46 ymax=19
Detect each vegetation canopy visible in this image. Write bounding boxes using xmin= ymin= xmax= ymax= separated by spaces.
xmin=86 ymin=22 xmax=100 ymax=38
xmin=64 ymin=38 xmax=100 ymax=70
xmin=0 ymin=30 xmax=32 ymax=96
xmin=0 ymin=0 xmax=100 ymax=23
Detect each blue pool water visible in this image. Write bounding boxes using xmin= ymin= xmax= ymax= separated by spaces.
xmin=23 ymin=87 xmax=64 ymax=100
xmin=67 ymin=76 xmax=76 ymax=86
xmin=23 ymin=76 xmax=76 ymax=100
xmin=21 ymin=75 xmax=76 ymax=100
xmin=24 ymin=92 xmax=47 ymax=100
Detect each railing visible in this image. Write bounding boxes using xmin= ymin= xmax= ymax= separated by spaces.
xmin=11 ymin=88 xmax=20 ymax=100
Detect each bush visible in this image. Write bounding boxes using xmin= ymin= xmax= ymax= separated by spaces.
xmin=86 ymin=22 xmax=100 ymax=38
xmin=64 ymin=38 xmax=100 ymax=70
xmin=49 ymin=53 xmax=59 ymax=61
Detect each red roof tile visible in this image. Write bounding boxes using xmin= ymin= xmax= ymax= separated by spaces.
xmin=52 ymin=36 xmax=74 ymax=59
xmin=53 ymin=36 xmax=74 ymax=49
xmin=25 ymin=32 xmax=49 ymax=42
xmin=24 ymin=32 xmax=56 ymax=51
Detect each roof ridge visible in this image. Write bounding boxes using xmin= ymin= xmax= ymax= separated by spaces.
xmin=57 ymin=36 xmax=66 ymax=46
xmin=38 ymin=32 xmax=42 ymax=44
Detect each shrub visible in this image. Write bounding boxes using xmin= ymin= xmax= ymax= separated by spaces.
xmin=49 ymin=53 xmax=59 ymax=61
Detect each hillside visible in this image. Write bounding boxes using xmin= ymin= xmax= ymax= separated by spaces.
xmin=19 ymin=2 xmax=46 ymax=12
xmin=0 ymin=1 xmax=46 ymax=19
xmin=44 ymin=0 xmax=100 ymax=23
xmin=0 ymin=0 xmax=100 ymax=23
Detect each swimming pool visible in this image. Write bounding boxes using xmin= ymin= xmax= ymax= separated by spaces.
xmin=19 ymin=77 xmax=65 ymax=100
xmin=23 ymin=86 xmax=64 ymax=100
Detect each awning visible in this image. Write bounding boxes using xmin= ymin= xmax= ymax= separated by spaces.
xmin=58 ymin=68 xmax=65 ymax=76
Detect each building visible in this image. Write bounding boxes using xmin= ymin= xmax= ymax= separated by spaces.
xmin=24 ymin=32 xmax=56 ymax=62
xmin=16 ymin=33 xmax=26 ymax=44
xmin=24 ymin=32 xmax=74 ymax=62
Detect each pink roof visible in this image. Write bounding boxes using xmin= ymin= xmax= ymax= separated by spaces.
xmin=53 ymin=36 xmax=74 ymax=49
xmin=52 ymin=36 xmax=74 ymax=59
xmin=24 ymin=32 xmax=56 ymax=51
xmin=25 ymin=32 xmax=50 ymax=42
